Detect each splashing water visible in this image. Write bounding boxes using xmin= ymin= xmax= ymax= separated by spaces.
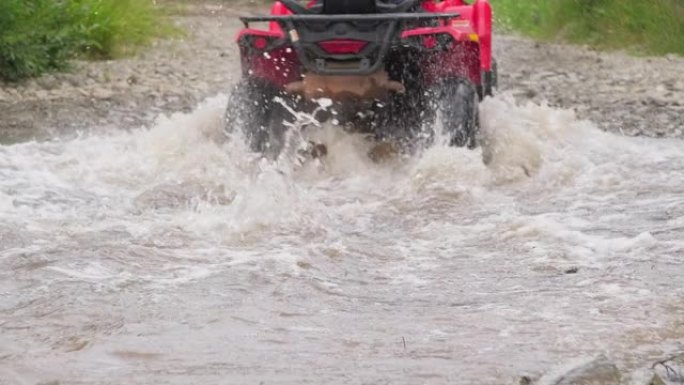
xmin=1 ymin=93 xmax=683 ymax=384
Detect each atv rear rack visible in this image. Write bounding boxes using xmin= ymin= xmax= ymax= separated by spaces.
xmin=239 ymin=12 xmax=460 ymax=76
xmin=239 ymin=13 xmax=460 ymax=26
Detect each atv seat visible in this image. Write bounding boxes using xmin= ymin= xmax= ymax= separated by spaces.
xmin=322 ymin=0 xmax=377 ymax=14
xmin=290 ymin=0 xmax=420 ymax=14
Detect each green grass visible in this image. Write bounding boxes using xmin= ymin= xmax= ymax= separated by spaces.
xmin=491 ymin=0 xmax=684 ymax=56
xmin=0 ymin=0 xmax=178 ymax=82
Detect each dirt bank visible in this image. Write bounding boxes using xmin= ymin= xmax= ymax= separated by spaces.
xmin=0 ymin=2 xmax=682 ymax=143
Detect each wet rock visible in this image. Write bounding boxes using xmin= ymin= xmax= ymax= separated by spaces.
xmin=34 ymin=90 xmax=50 ymax=99
xmin=652 ymin=353 xmax=684 ymax=384
xmin=92 ymin=88 xmax=115 ymax=100
xmin=35 ymin=75 xmax=60 ymax=90
xmin=675 ymin=81 xmax=684 ymax=91
xmin=134 ymin=181 xmax=235 ymax=210
xmin=645 ymin=97 xmax=669 ymax=108
xmin=127 ymin=75 xmax=139 ymax=85
xmin=543 ymin=355 xmax=621 ymax=385
xmin=65 ymin=75 xmax=85 ymax=88
xmin=649 ymin=374 xmax=667 ymax=385
xmin=368 ymin=141 xmax=399 ymax=162
xmin=63 ymin=337 xmax=89 ymax=352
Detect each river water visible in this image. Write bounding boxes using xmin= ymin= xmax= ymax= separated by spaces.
xmin=1 ymin=94 xmax=683 ymax=384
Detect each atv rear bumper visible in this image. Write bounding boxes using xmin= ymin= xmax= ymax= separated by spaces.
xmin=240 ymin=12 xmax=459 ymax=76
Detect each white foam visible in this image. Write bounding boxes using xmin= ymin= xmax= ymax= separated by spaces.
xmin=1 ymin=93 xmax=683 ymax=383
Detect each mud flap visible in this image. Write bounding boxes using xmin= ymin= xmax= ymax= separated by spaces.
xmin=436 ymin=79 xmax=480 ymax=149
xmin=482 ymin=59 xmax=498 ymax=99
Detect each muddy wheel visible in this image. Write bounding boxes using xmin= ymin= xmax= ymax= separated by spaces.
xmin=435 ymin=79 xmax=480 ymax=149
xmin=224 ymin=78 xmax=291 ymax=158
xmin=369 ymin=85 xmax=429 ymax=155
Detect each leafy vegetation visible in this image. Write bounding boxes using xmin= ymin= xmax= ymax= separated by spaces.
xmin=491 ymin=0 xmax=684 ymax=56
xmin=0 ymin=0 xmax=177 ymax=82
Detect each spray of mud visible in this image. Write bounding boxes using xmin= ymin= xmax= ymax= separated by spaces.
xmin=1 ymin=93 xmax=683 ymax=384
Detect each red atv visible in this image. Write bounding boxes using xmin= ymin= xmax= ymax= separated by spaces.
xmin=225 ymin=0 xmax=495 ymax=158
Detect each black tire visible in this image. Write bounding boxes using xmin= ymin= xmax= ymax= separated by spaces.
xmin=224 ymin=78 xmax=291 ymax=158
xmin=434 ymin=79 xmax=480 ymax=149
xmin=374 ymin=48 xmax=431 ymax=153
xmin=374 ymin=88 xmax=426 ymax=150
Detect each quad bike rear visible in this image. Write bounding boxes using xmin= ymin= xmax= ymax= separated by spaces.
xmin=225 ymin=0 xmax=496 ymax=159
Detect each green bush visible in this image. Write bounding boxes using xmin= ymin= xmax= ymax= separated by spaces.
xmin=0 ymin=0 xmax=76 ymax=81
xmin=0 ymin=0 xmax=176 ymax=82
xmin=491 ymin=0 xmax=684 ymax=56
xmin=67 ymin=0 xmax=179 ymax=58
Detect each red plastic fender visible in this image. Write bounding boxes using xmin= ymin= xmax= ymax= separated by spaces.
xmin=473 ymin=0 xmax=492 ymax=71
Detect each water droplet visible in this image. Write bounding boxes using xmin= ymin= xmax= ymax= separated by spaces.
xmin=316 ymin=98 xmax=333 ymax=108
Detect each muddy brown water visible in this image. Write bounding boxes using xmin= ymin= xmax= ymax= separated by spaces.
xmin=1 ymin=93 xmax=683 ymax=384
xmin=1 ymin=7 xmax=684 ymax=385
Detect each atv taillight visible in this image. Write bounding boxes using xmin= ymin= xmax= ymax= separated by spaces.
xmin=318 ymin=40 xmax=367 ymax=54
xmin=253 ymin=37 xmax=268 ymax=50
xmin=422 ymin=36 xmax=437 ymax=49
xmin=238 ymin=33 xmax=279 ymax=54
